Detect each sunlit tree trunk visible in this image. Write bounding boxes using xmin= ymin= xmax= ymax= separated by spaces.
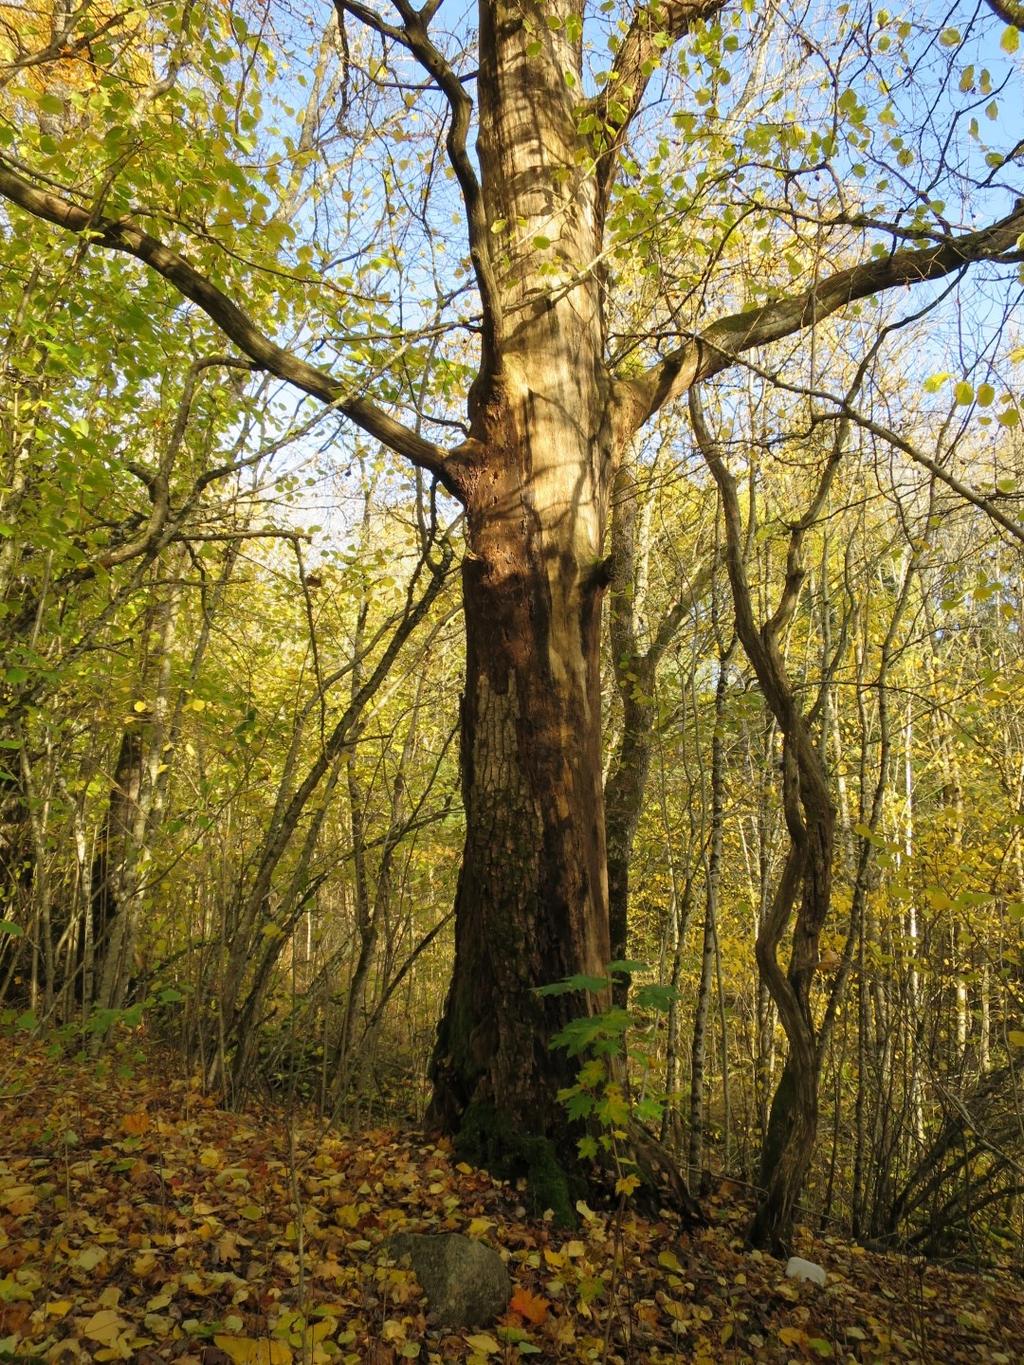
xmin=428 ymin=0 xmax=617 ymax=1170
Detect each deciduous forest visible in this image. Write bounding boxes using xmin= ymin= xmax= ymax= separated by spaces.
xmin=2 ymin=0 xmax=1024 ymax=1359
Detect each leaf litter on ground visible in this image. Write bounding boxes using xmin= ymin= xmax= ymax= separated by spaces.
xmin=1 ymin=1043 xmax=1022 ymax=1363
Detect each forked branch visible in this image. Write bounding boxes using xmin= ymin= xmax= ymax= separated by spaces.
xmin=589 ymin=0 xmax=728 ymax=206
xmin=335 ymin=1 xmax=501 ymax=372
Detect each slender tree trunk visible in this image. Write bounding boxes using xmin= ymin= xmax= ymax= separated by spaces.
xmin=689 ymin=630 xmax=735 ymax=1175
xmin=691 ymin=388 xmax=838 ymax=1254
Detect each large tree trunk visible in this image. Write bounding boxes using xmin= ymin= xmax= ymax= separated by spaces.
xmin=428 ymin=0 xmax=616 ymax=1196
xmin=427 ymin=399 xmax=613 ymax=1203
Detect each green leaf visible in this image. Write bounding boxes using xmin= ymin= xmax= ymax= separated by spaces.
xmin=0 ymin=920 xmax=23 ymax=937
xmin=536 ymin=973 xmax=611 ymax=997
xmin=633 ymin=983 xmax=679 ymax=1012
xmin=606 ymin=959 xmax=648 ymax=977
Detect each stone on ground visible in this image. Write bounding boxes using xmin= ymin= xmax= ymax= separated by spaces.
xmin=385 ymin=1232 xmax=511 ymax=1327
xmin=786 ymin=1255 xmax=827 ymax=1286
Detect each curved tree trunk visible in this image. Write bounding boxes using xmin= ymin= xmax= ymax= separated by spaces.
xmin=691 ymin=387 xmax=839 ymax=1254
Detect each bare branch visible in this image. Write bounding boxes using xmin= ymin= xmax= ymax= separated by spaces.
xmin=836 ymin=405 xmax=1024 ymax=548
xmin=712 ymin=352 xmax=1024 ymax=549
xmin=626 ymin=200 xmax=1024 ymax=427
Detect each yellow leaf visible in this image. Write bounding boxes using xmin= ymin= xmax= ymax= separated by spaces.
xmin=779 ymin=1325 xmax=806 ymax=1346
xmin=132 ymin=1252 xmax=157 ymax=1277
xmin=564 ymin=1239 xmax=585 ymax=1258
xmin=82 ymin=1309 xmax=125 ymax=1345
xmin=310 ymin=1317 xmax=336 ymax=1343
xmin=44 ymin=1299 xmax=72 ymax=1317
xmin=199 ymin=1147 xmax=222 ymax=1168
xmin=543 ymin=1248 xmax=564 ymax=1269
xmin=213 ymin=1336 xmax=293 ymax=1364
xmin=615 ymin=1174 xmax=641 ymax=1196
xmin=467 ymin=1217 xmax=493 ymax=1237
xmin=658 ymin=1250 xmax=683 ymax=1272
xmin=464 ymin=1333 xmax=500 ymax=1355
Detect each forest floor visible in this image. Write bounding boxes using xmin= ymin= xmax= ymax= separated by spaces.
xmin=0 ymin=1041 xmax=1021 ymax=1364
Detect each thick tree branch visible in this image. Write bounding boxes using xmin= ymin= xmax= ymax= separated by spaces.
xmin=0 ymin=157 xmax=466 ymax=496
xmin=335 ymin=1 xmax=500 ymax=375
xmin=625 ymin=200 xmax=1024 ymax=427
xmin=984 ymin=0 xmax=1024 ymax=25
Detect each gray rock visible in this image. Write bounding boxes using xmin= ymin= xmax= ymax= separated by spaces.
xmin=785 ymin=1255 xmax=826 ymax=1286
xmin=384 ymin=1232 xmax=511 ymax=1327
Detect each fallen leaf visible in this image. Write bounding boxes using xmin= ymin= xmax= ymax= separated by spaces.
xmin=121 ymin=1111 xmax=150 ymax=1135
xmin=464 ymin=1332 xmax=500 ymax=1354
xmin=509 ymin=1286 xmax=549 ymax=1324
xmin=82 ymin=1307 xmax=125 ymax=1345
xmin=213 ymin=1335 xmax=292 ymax=1363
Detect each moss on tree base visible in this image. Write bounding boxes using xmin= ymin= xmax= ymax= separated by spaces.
xmin=454 ymin=1101 xmax=581 ymax=1228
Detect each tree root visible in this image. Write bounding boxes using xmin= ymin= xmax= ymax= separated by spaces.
xmin=627 ymin=1120 xmax=705 ymax=1226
